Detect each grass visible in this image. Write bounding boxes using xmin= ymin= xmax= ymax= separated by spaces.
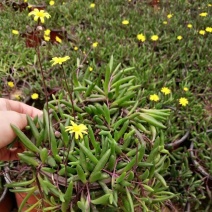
xmin=0 ymin=0 xmax=212 ymax=210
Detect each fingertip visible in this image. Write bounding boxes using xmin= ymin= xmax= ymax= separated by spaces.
xmin=31 ymin=109 xmax=43 ymax=118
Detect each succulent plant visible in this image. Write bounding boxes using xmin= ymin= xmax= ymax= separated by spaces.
xmin=5 ymin=57 xmax=174 ymax=211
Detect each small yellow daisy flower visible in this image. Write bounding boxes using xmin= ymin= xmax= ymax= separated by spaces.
xmin=177 ymin=35 xmax=183 ymax=40
xmin=161 ymin=87 xmax=171 ymax=95
xmin=183 ymin=87 xmax=189 ymax=91
xmin=179 ymin=97 xmax=188 ymax=106
xmin=90 ymin=3 xmax=95 ymax=8
xmin=151 ymin=35 xmax=159 ymax=41
xmin=44 ymin=29 xmax=51 ymax=36
xmin=65 ymin=121 xmax=88 ymax=140
xmin=205 ymin=27 xmax=212 ymax=32
xmin=137 ymin=33 xmax=146 ymax=42
xmin=187 ymin=24 xmax=192 ymax=28
xmin=199 ymin=12 xmax=208 ymax=17
xmin=31 ymin=93 xmax=39 ymax=100
xmin=167 ymin=14 xmax=173 ymax=19
xmin=74 ymin=46 xmax=78 ymax=51
xmin=208 ymin=4 xmax=212 ymax=7
xmin=28 ymin=9 xmax=51 ymax=24
xmin=122 ymin=20 xmax=129 ymax=25
xmin=89 ymin=67 xmax=93 ymax=71
xmin=7 ymin=81 xmax=15 ymax=88
xmin=92 ymin=42 xmax=98 ymax=48
xmin=199 ymin=30 xmax=205 ymax=35
xmin=163 ymin=21 xmax=168 ymax=25
xmin=15 ymin=95 xmax=21 ymax=100
xmin=12 ymin=30 xmax=19 ymax=35
xmin=44 ymin=35 xmax=50 ymax=41
xmin=56 ymin=36 xmax=62 ymax=43
xmin=149 ymin=94 xmax=160 ymax=102
xmin=49 ymin=1 xmax=54 ymax=5
xmin=51 ymin=56 xmax=70 ymax=66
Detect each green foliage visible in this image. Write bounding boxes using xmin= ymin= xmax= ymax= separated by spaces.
xmin=6 ymin=57 xmax=173 ymax=211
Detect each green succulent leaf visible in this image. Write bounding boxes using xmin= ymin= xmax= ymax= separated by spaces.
xmin=11 ymin=124 xmax=40 ymax=153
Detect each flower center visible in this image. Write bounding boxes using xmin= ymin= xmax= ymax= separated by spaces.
xmin=37 ymin=12 xmax=44 ymax=17
xmin=73 ymin=126 xmax=80 ymax=132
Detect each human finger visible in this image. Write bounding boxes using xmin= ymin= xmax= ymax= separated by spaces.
xmin=0 ymin=111 xmax=28 ymax=148
xmin=0 ymin=98 xmax=42 ymax=118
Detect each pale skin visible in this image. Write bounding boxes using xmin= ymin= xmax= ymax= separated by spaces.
xmin=0 ymin=98 xmax=42 ymax=161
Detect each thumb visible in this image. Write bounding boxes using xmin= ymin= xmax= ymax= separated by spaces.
xmin=0 ymin=111 xmax=28 ymax=148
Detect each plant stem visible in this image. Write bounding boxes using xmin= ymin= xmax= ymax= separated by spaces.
xmin=35 ymin=46 xmax=51 ymax=144
xmin=76 ymin=48 xmax=92 ymax=77
xmin=61 ymin=65 xmax=75 ymax=118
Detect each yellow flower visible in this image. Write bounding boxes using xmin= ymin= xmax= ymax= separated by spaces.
xmin=12 ymin=30 xmax=19 ymax=35
xmin=74 ymin=46 xmax=78 ymax=51
xmin=65 ymin=121 xmax=88 ymax=139
xmin=183 ymin=87 xmax=189 ymax=91
xmin=28 ymin=9 xmax=51 ymax=23
xmin=167 ymin=14 xmax=173 ymax=19
xmin=56 ymin=36 xmax=62 ymax=43
xmin=51 ymin=56 xmax=70 ymax=66
xmin=44 ymin=35 xmax=50 ymax=41
xmin=205 ymin=27 xmax=212 ymax=32
xmin=122 ymin=20 xmax=129 ymax=25
xmin=24 ymin=0 xmax=27 ymax=2
xmin=163 ymin=21 xmax=168 ymax=25
xmin=49 ymin=1 xmax=55 ymax=5
xmin=31 ymin=93 xmax=39 ymax=100
xmin=149 ymin=94 xmax=160 ymax=102
xmin=7 ymin=81 xmax=14 ymax=88
xmin=137 ymin=33 xmax=146 ymax=42
xmin=15 ymin=95 xmax=21 ymax=100
xmin=92 ymin=42 xmax=98 ymax=48
xmin=90 ymin=3 xmax=95 ymax=8
xmin=44 ymin=29 xmax=51 ymax=36
xmin=199 ymin=12 xmax=208 ymax=17
xmin=89 ymin=67 xmax=93 ymax=71
xmin=161 ymin=87 xmax=171 ymax=95
xmin=179 ymin=97 xmax=188 ymax=106
xmin=177 ymin=35 xmax=182 ymax=40
xmin=187 ymin=24 xmax=192 ymax=28
xmin=199 ymin=30 xmax=205 ymax=35
xmin=208 ymin=4 xmax=212 ymax=7
xmin=151 ymin=35 xmax=159 ymax=41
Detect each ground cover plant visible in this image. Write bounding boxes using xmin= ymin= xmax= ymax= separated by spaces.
xmin=0 ymin=0 xmax=212 ymax=211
